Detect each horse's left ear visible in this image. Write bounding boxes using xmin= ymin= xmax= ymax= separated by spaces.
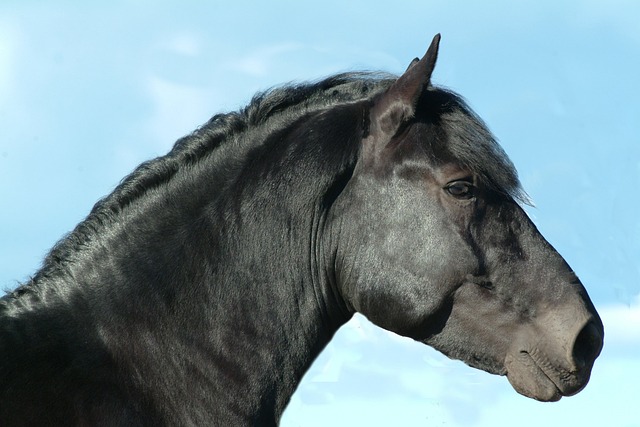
xmin=365 ymin=34 xmax=441 ymax=148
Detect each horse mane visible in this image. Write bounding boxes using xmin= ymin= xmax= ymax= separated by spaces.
xmin=94 ymin=72 xmax=394 ymax=215
xmin=5 ymin=71 xmax=525 ymax=301
xmin=11 ymin=72 xmax=394 ymax=293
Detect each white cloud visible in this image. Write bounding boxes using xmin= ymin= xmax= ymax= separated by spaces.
xmin=599 ymin=294 xmax=640 ymax=346
xmin=226 ymin=42 xmax=303 ymax=77
xmin=163 ymin=33 xmax=201 ymax=57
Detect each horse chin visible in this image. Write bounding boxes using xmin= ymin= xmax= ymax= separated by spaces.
xmin=504 ymin=351 xmax=563 ymax=402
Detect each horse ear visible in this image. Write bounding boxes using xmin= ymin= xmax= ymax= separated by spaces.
xmin=405 ymin=57 xmax=420 ymax=71
xmin=367 ymin=34 xmax=441 ymax=143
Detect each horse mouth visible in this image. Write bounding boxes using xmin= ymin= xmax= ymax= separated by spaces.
xmin=504 ymin=351 xmax=565 ymax=402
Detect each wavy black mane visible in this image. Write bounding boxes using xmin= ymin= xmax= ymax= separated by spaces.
xmin=97 ymin=72 xmax=394 ymax=216
xmin=14 ymin=73 xmax=393 ymax=291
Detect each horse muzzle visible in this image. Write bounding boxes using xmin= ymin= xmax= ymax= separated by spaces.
xmin=504 ymin=311 xmax=604 ymax=402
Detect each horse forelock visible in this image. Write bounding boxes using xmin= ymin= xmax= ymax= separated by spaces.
xmin=417 ymin=87 xmax=529 ymax=205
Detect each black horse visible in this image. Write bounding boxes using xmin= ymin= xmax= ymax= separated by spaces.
xmin=1 ymin=35 xmax=603 ymax=426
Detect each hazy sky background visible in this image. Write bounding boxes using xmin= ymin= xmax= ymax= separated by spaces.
xmin=1 ymin=1 xmax=638 ymax=426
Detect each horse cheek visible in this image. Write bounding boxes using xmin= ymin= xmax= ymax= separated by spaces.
xmin=349 ymin=227 xmax=475 ymax=337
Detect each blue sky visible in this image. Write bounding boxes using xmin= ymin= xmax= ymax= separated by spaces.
xmin=1 ymin=1 xmax=638 ymax=425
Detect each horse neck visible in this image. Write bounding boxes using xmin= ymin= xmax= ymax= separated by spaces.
xmin=3 ymin=117 xmax=357 ymax=423
xmin=197 ymin=130 xmax=356 ymax=420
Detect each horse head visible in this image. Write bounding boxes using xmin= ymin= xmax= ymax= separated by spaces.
xmin=329 ymin=35 xmax=603 ymax=401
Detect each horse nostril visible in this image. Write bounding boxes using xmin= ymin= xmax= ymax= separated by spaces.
xmin=572 ymin=320 xmax=603 ymax=370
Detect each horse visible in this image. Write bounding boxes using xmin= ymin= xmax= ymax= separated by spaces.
xmin=0 ymin=34 xmax=603 ymax=426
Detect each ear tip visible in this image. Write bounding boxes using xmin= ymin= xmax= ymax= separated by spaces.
xmin=423 ymin=33 xmax=441 ymax=67
xmin=430 ymin=33 xmax=442 ymax=50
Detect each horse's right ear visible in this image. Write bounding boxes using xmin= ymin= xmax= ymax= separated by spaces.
xmin=364 ymin=34 xmax=441 ymax=157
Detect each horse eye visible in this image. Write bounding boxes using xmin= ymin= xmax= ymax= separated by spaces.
xmin=445 ymin=181 xmax=475 ymax=199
